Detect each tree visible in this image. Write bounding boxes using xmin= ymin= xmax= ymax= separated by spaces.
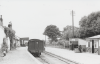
xmin=4 ymin=26 xmax=15 ymax=38
xmin=79 ymin=11 xmax=100 ymax=38
xmin=62 ymin=25 xmax=80 ymax=40
xmin=43 ymin=25 xmax=60 ymax=43
xmin=4 ymin=25 xmax=15 ymax=50
xmin=4 ymin=26 xmax=9 ymax=37
xmin=79 ymin=16 xmax=88 ymax=38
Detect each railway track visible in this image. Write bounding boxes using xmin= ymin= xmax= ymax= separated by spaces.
xmin=31 ymin=51 xmax=80 ymax=64
xmin=30 ymin=52 xmax=50 ymax=64
xmin=43 ymin=51 xmax=80 ymax=64
xmin=37 ymin=57 xmax=50 ymax=64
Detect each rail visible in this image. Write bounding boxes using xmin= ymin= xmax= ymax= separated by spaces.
xmin=39 ymin=57 xmax=50 ymax=64
xmin=43 ymin=51 xmax=80 ymax=64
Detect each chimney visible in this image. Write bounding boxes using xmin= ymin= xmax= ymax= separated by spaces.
xmin=8 ymin=21 xmax=12 ymax=29
xmin=0 ymin=15 xmax=3 ymax=26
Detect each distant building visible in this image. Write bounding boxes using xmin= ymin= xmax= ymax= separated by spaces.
xmin=20 ymin=37 xmax=29 ymax=46
xmin=15 ymin=36 xmax=20 ymax=47
xmin=69 ymin=38 xmax=88 ymax=50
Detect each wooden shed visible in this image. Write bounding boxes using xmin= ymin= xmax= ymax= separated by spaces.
xmin=69 ymin=38 xmax=88 ymax=50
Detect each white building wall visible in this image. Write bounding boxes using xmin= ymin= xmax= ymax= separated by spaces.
xmin=86 ymin=40 xmax=99 ymax=48
xmin=94 ymin=40 xmax=99 ymax=48
xmin=0 ymin=26 xmax=6 ymax=49
xmin=86 ymin=41 xmax=89 ymax=47
xmin=78 ymin=39 xmax=87 ymax=45
xmin=90 ymin=42 xmax=92 ymax=48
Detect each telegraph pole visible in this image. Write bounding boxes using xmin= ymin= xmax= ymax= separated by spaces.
xmin=45 ymin=35 xmax=46 ymax=43
xmin=71 ymin=10 xmax=74 ymax=38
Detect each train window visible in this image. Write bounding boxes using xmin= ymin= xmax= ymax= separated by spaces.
xmin=36 ymin=42 xmax=38 ymax=44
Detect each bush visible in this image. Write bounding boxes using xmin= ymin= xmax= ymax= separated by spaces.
xmin=58 ymin=39 xmax=69 ymax=47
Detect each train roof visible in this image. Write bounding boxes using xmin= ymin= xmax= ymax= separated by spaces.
xmin=29 ymin=39 xmax=43 ymax=41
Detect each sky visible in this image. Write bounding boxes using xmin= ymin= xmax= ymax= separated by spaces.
xmin=0 ymin=0 xmax=100 ymax=40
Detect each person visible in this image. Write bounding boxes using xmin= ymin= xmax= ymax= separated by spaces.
xmin=78 ymin=45 xmax=82 ymax=53
xmin=1 ymin=38 xmax=8 ymax=57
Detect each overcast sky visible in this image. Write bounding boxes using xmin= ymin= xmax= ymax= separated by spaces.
xmin=0 ymin=0 xmax=100 ymax=40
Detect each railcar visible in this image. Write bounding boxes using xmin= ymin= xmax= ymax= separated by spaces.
xmin=28 ymin=39 xmax=45 ymax=56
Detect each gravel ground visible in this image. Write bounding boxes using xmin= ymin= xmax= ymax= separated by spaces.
xmin=0 ymin=47 xmax=38 ymax=64
xmin=45 ymin=47 xmax=100 ymax=64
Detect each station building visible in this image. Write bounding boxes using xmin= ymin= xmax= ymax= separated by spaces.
xmin=86 ymin=35 xmax=100 ymax=54
xmin=0 ymin=15 xmax=6 ymax=52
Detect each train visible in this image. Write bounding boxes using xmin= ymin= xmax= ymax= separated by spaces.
xmin=28 ymin=39 xmax=45 ymax=56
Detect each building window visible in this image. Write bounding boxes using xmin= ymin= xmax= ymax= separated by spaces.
xmin=88 ymin=42 xmax=90 ymax=47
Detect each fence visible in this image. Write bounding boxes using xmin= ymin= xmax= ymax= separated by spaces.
xmin=86 ymin=47 xmax=98 ymax=53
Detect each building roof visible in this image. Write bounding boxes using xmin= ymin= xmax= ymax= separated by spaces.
xmin=88 ymin=35 xmax=100 ymax=39
xmin=20 ymin=37 xmax=29 ymax=40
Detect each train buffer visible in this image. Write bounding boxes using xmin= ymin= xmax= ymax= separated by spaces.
xmin=45 ymin=47 xmax=100 ymax=64
xmin=0 ymin=47 xmax=42 ymax=64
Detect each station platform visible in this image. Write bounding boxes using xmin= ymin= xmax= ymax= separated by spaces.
xmin=45 ymin=47 xmax=100 ymax=64
xmin=0 ymin=47 xmax=42 ymax=64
